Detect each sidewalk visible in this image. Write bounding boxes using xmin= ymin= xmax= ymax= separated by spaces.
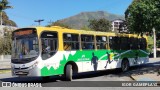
xmin=148 ymin=58 xmax=160 ymax=63
xmin=131 ymin=73 xmax=160 ymax=81
xmin=130 ymin=58 xmax=160 ymax=84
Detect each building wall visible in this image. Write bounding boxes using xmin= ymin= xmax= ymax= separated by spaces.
xmin=111 ymin=19 xmax=124 ymax=32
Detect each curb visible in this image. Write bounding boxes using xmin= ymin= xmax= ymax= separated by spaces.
xmin=0 ymin=68 xmax=11 ymax=70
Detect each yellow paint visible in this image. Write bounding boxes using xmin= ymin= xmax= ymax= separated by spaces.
xmin=16 ymin=26 xmax=147 ymax=51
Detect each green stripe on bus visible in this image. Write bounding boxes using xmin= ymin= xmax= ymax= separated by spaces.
xmin=40 ymin=49 xmax=148 ymax=76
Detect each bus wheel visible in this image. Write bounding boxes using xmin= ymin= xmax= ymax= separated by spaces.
xmin=65 ymin=64 xmax=73 ymax=81
xmin=121 ymin=59 xmax=129 ymax=72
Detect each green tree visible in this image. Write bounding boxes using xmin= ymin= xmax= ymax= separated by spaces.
xmin=1 ymin=11 xmax=17 ymax=26
xmin=0 ymin=0 xmax=13 ymax=25
xmin=81 ymin=25 xmax=92 ymax=31
xmin=88 ymin=18 xmax=111 ymax=32
xmin=0 ymin=27 xmax=12 ymax=55
xmin=47 ymin=21 xmax=71 ymax=29
xmin=125 ymin=0 xmax=160 ymax=34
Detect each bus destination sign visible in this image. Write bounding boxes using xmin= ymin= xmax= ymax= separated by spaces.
xmin=14 ymin=30 xmax=33 ymax=36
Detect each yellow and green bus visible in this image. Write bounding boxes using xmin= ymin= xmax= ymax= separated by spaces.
xmin=11 ymin=26 xmax=149 ymax=81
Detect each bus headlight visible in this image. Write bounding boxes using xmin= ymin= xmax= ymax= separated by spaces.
xmin=30 ymin=61 xmax=39 ymax=69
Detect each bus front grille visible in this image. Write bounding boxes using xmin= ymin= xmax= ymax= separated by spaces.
xmin=14 ymin=67 xmax=29 ymax=70
xmin=14 ymin=71 xmax=29 ymax=76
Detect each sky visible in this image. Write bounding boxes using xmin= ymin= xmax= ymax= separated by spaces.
xmin=5 ymin=0 xmax=133 ymax=28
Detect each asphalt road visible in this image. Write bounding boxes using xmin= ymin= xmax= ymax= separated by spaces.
xmin=0 ymin=59 xmax=160 ymax=87
xmin=0 ymin=69 xmax=132 ymax=87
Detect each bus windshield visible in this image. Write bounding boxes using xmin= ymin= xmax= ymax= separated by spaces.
xmin=12 ymin=29 xmax=39 ymax=61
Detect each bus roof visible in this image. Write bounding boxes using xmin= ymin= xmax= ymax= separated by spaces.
xmin=15 ymin=26 xmax=144 ymax=38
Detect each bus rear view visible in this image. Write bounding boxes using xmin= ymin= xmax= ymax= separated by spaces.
xmin=11 ymin=28 xmax=40 ymax=76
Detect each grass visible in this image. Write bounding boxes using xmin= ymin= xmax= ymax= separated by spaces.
xmin=0 ymin=70 xmax=11 ymax=74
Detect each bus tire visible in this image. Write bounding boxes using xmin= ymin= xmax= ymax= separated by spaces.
xmin=65 ymin=64 xmax=73 ymax=81
xmin=121 ymin=59 xmax=130 ymax=72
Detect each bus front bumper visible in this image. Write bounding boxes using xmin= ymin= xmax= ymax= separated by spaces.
xmin=11 ymin=66 xmax=41 ymax=77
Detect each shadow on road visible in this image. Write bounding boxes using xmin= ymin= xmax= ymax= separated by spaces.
xmin=0 ymin=61 xmax=159 ymax=83
xmin=0 ymin=69 xmax=120 ymax=83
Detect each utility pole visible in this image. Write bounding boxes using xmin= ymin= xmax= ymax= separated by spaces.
xmin=34 ymin=19 xmax=44 ymax=26
xmin=153 ymin=28 xmax=156 ymax=58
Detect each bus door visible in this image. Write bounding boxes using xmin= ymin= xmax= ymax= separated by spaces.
xmin=41 ymin=31 xmax=58 ymax=65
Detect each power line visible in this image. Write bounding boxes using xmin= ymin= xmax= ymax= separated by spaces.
xmin=6 ymin=12 xmax=35 ymax=21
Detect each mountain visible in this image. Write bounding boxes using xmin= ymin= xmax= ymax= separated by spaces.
xmin=54 ymin=11 xmax=125 ymax=29
xmin=2 ymin=11 xmax=17 ymax=27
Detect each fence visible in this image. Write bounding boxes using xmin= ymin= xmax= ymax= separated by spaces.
xmin=0 ymin=55 xmax=11 ymax=61
xmin=0 ymin=55 xmax=11 ymax=69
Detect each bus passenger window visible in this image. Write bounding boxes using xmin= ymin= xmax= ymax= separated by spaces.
xmin=120 ymin=37 xmax=129 ymax=50
xmin=41 ymin=31 xmax=58 ymax=60
xmin=109 ymin=36 xmax=120 ymax=50
xmin=109 ymin=36 xmax=113 ymax=50
xmin=139 ymin=38 xmax=147 ymax=50
xmin=130 ymin=37 xmax=138 ymax=50
xmin=96 ymin=36 xmax=108 ymax=49
xmin=81 ymin=35 xmax=94 ymax=50
xmin=63 ymin=33 xmax=79 ymax=50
